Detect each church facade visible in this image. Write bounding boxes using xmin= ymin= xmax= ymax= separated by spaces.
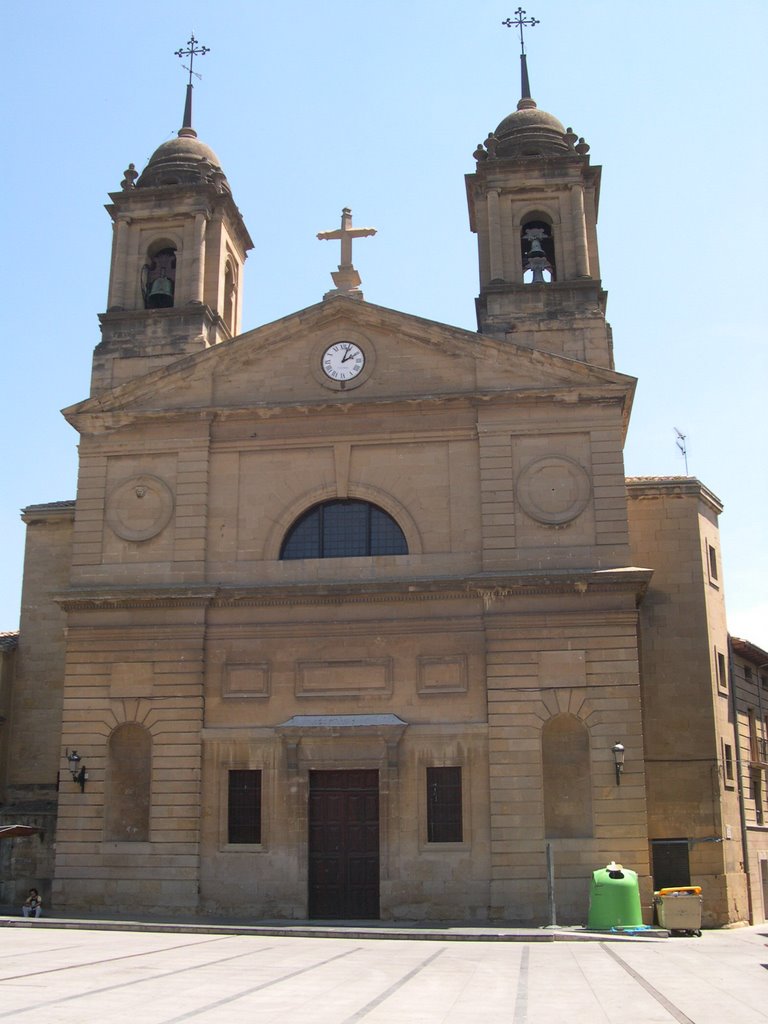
xmin=1 ymin=65 xmax=762 ymax=926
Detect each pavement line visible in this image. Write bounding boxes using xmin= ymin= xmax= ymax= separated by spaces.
xmin=0 ymin=934 xmax=230 ymax=983
xmin=0 ymin=944 xmax=275 ymax=1019
xmin=338 ymin=948 xmax=446 ymax=1024
xmin=512 ymin=946 xmax=530 ymax=1024
xmin=159 ymin=947 xmax=362 ymax=1024
xmin=599 ymin=943 xmax=695 ymax=1024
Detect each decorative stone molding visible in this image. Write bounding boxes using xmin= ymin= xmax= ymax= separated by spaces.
xmin=515 ymin=455 xmax=591 ymax=525
xmin=105 ymin=474 xmax=174 ymax=541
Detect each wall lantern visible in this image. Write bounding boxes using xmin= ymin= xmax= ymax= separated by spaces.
xmin=611 ymin=742 xmax=625 ymax=786
xmin=66 ymin=749 xmax=87 ymax=792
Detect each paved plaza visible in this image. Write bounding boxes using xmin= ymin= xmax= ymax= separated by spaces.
xmin=0 ymin=921 xmax=766 ymax=1023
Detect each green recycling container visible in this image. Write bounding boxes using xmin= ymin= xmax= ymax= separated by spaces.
xmin=587 ymin=861 xmax=643 ymax=929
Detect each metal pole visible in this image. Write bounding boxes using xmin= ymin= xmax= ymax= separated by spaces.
xmin=546 ymin=841 xmax=557 ymax=926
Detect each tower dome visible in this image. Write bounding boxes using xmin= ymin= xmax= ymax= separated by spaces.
xmin=137 ymin=126 xmax=230 ymax=191
xmin=492 ymin=97 xmax=570 ymax=159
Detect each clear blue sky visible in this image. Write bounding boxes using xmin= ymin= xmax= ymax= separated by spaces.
xmin=2 ymin=1 xmax=766 ymax=647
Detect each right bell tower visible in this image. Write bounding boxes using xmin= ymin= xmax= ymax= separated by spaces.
xmin=466 ymin=18 xmax=612 ymax=368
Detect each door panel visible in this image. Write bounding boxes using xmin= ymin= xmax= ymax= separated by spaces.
xmin=308 ymin=770 xmax=380 ymax=919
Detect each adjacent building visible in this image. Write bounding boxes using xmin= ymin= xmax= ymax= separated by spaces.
xmin=730 ymin=638 xmax=768 ymax=922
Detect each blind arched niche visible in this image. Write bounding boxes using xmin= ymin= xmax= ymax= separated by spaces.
xmin=542 ymin=714 xmax=593 ymax=838
xmin=104 ymin=723 xmax=151 ymax=842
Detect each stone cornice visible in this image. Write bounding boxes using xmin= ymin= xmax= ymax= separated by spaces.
xmin=626 ymin=476 xmax=724 ymax=516
xmin=54 ymin=567 xmax=652 ymax=611
xmin=107 ymin=184 xmax=254 ymax=255
xmin=21 ymin=502 xmax=76 ymax=525
xmin=64 ymin=382 xmax=632 ymax=436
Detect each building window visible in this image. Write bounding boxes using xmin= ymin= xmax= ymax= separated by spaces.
xmin=228 ymin=770 xmax=262 ymax=844
xmin=748 ymin=709 xmax=759 ymax=763
xmin=716 ymin=649 xmax=728 ymax=692
xmin=280 ymin=500 xmax=408 ymax=560
xmin=752 ymin=769 xmax=764 ymax=826
xmin=761 ymin=674 xmax=768 ymax=691
xmin=723 ymin=742 xmax=734 ymax=784
xmin=427 ymin=767 xmax=463 ymax=843
xmin=707 ymin=543 xmax=718 ymax=583
xmin=744 ymin=665 xmax=754 ymax=683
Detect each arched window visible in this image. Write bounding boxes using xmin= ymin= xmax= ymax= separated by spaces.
xmin=280 ymin=499 xmax=408 ymax=560
xmin=104 ymin=723 xmax=151 ymax=842
xmin=542 ymin=714 xmax=593 ymax=838
xmin=223 ymin=261 xmax=236 ymax=331
xmin=521 ymin=218 xmax=556 ymax=284
xmin=142 ymin=244 xmax=177 ymax=309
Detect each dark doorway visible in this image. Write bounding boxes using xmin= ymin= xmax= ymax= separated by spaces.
xmin=308 ymin=769 xmax=380 ymax=919
xmin=651 ymin=839 xmax=691 ymax=890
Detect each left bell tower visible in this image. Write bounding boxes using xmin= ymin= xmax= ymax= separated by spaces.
xmin=92 ymin=39 xmax=253 ymax=396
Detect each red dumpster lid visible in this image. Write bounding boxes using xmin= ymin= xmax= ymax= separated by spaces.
xmin=0 ymin=824 xmax=43 ymax=839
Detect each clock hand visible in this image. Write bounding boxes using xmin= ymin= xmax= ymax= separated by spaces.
xmin=341 ymin=345 xmax=356 ymax=363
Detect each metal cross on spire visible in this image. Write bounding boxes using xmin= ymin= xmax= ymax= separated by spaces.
xmin=502 ymin=9 xmax=539 ymax=102
xmin=175 ymin=35 xmax=210 ymax=133
xmin=502 ymin=8 xmax=539 ymax=56
xmin=175 ymin=34 xmax=210 ymax=87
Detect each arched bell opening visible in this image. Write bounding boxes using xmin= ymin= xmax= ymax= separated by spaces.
xmin=142 ymin=242 xmax=177 ymax=309
xmin=521 ymin=216 xmax=556 ymax=284
xmin=223 ymin=259 xmax=236 ymax=332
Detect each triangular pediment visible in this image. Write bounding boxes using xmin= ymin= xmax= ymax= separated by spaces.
xmin=64 ymin=296 xmax=635 ymax=428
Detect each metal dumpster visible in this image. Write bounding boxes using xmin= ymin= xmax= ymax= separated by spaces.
xmin=653 ymin=886 xmax=702 ymax=936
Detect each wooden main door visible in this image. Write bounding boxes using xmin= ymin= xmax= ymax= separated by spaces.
xmin=308 ymin=769 xmax=380 ymax=920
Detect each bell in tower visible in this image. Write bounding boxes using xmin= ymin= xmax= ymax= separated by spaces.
xmin=142 ymin=247 xmax=177 ymax=309
xmin=521 ymin=222 xmax=555 ymax=283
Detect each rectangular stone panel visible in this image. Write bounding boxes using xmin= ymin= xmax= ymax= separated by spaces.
xmin=296 ymin=658 xmax=392 ymax=696
xmin=222 ymin=663 xmax=270 ymax=698
xmin=538 ymin=650 xmax=587 ymax=688
xmin=110 ymin=662 xmax=154 ymax=697
xmin=417 ymin=655 xmax=468 ymax=694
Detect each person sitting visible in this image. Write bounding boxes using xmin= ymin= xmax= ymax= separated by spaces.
xmin=21 ymin=888 xmax=42 ymax=918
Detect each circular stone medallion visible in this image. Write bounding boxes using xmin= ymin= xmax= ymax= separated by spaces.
xmin=515 ymin=456 xmax=591 ymax=525
xmin=106 ymin=474 xmax=175 ymax=542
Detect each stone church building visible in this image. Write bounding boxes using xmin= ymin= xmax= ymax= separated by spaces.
xmin=1 ymin=61 xmax=762 ymax=926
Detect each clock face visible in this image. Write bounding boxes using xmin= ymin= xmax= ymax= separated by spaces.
xmin=322 ymin=342 xmax=365 ymax=382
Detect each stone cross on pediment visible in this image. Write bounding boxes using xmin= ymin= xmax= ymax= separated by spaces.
xmin=317 ymin=208 xmax=377 ymax=300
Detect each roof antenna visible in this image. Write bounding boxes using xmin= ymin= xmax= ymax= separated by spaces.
xmin=674 ymin=427 xmax=689 ymax=475
xmin=502 ymin=7 xmax=539 ymax=102
xmin=175 ymin=34 xmax=210 ymax=134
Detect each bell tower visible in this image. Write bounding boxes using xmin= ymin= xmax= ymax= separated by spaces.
xmin=466 ymin=21 xmax=612 ymax=368
xmin=92 ymin=38 xmax=253 ymax=395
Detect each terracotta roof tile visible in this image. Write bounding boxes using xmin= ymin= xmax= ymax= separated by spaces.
xmin=0 ymin=631 xmax=19 ymax=652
